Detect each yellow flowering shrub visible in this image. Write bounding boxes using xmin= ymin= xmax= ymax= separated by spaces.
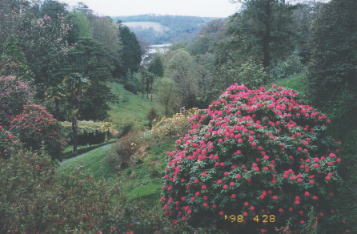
xmin=60 ymin=121 xmax=113 ymax=145
xmin=151 ymin=108 xmax=199 ymax=140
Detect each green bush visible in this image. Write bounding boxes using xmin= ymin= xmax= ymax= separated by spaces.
xmin=237 ymin=60 xmax=269 ymax=89
xmin=162 ymin=84 xmax=345 ymax=233
xmin=0 ymin=148 xmax=121 ymax=233
xmin=106 ymin=131 xmax=142 ymax=170
xmin=0 ymin=126 xmax=19 ymax=158
xmin=271 ymin=53 xmax=304 ymax=80
xmin=60 ymin=121 xmax=112 ymax=145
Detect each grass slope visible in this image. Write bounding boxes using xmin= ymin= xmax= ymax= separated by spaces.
xmin=276 ymin=73 xmax=307 ymax=94
xmin=59 ymin=82 xmax=170 ymax=204
xmin=119 ymin=140 xmax=174 ymax=204
xmin=108 ymin=82 xmax=163 ymax=130
xmin=58 ymin=144 xmax=114 ymax=179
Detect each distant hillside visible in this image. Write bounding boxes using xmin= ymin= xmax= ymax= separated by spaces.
xmin=113 ymin=15 xmax=220 ymax=45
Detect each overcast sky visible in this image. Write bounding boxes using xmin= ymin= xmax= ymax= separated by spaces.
xmin=59 ymin=0 xmax=240 ymax=18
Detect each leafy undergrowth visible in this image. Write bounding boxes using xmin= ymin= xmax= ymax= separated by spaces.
xmin=108 ymin=82 xmax=163 ymax=130
xmin=119 ymin=140 xmax=175 ymax=206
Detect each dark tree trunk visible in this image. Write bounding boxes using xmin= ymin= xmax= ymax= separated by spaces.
xmin=263 ymin=0 xmax=272 ymax=71
xmin=72 ymin=118 xmax=78 ymax=153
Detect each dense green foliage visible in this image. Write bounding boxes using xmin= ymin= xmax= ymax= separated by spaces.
xmin=148 ymin=55 xmax=164 ymax=77
xmin=226 ymin=0 xmax=295 ymax=70
xmin=117 ymin=24 xmax=142 ymax=77
xmin=0 ymin=0 xmax=141 ymax=123
xmin=307 ymin=0 xmax=357 ymax=123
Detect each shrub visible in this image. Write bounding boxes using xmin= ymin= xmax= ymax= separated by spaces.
xmin=106 ymin=131 xmax=142 ymax=170
xmin=147 ymin=108 xmax=159 ymax=128
xmin=10 ymin=104 xmax=65 ymax=158
xmin=60 ymin=121 xmax=113 ymax=145
xmin=271 ymin=53 xmax=304 ymax=80
xmin=161 ymin=84 xmax=344 ymax=233
xmin=0 ymin=126 xmax=19 ymax=158
xmin=151 ymin=108 xmax=198 ymax=141
xmin=237 ymin=60 xmax=269 ymax=89
xmin=0 ymin=76 xmax=34 ymax=127
xmin=0 ymin=149 xmax=124 ymax=233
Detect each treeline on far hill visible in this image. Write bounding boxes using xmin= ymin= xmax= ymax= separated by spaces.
xmin=114 ymin=15 xmax=218 ymax=44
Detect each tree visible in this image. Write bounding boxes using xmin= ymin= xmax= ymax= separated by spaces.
xmin=155 ymin=78 xmax=180 ymax=116
xmin=118 ymin=24 xmax=142 ymax=77
xmin=226 ymin=0 xmax=295 ymax=71
xmin=195 ymin=53 xmax=218 ymax=106
xmin=89 ymin=15 xmax=121 ymax=53
xmin=148 ymin=55 xmax=164 ymax=77
xmin=188 ymin=19 xmax=225 ymax=56
xmin=307 ymin=0 xmax=357 ymax=123
xmin=167 ymin=49 xmax=198 ymax=108
xmin=62 ymin=38 xmax=115 ymax=120
xmin=0 ymin=0 xmax=31 ymax=43
xmin=66 ymin=11 xmax=92 ymax=44
xmin=20 ymin=3 xmax=71 ymax=100
xmin=62 ymin=73 xmax=89 ymax=153
xmin=0 ymin=39 xmax=33 ymax=81
xmin=140 ymin=68 xmax=155 ymax=100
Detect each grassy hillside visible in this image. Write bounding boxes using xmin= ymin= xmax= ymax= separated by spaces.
xmin=108 ymin=82 xmax=163 ymax=130
xmin=118 ymin=140 xmax=174 ymax=205
xmin=57 ymin=138 xmax=175 ymax=205
xmin=58 ymin=144 xmax=114 ymax=179
xmin=275 ymin=73 xmax=307 ymax=94
xmin=59 ymin=82 xmax=171 ymax=205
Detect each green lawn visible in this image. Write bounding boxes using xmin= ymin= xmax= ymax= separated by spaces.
xmin=275 ymin=73 xmax=307 ymax=94
xmin=108 ymin=82 xmax=163 ymax=130
xmin=58 ymin=144 xmax=115 ymax=179
xmin=57 ymin=138 xmax=174 ymax=206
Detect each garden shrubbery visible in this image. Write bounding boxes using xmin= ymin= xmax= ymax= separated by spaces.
xmin=60 ymin=121 xmax=112 ymax=145
xmin=0 ymin=148 xmax=124 ymax=233
xmin=10 ymin=104 xmax=65 ymax=158
xmin=0 ymin=75 xmax=34 ymax=127
xmin=106 ymin=131 xmax=143 ymax=170
xmin=0 ymin=126 xmax=19 ymax=158
xmin=161 ymin=84 xmax=344 ymax=233
xmin=151 ymin=108 xmax=198 ymax=141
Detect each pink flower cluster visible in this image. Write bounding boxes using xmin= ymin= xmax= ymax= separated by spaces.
xmin=10 ymin=104 xmax=64 ymax=156
xmin=161 ymin=84 xmax=342 ymax=231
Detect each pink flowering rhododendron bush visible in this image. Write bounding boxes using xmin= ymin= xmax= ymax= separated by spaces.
xmin=0 ymin=76 xmax=34 ymax=127
xmin=161 ymin=84 xmax=343 ymax=233
xmin=0 ymin=126 xmax=19 ymax=158
xmin=10 ymin=104 xmax=65 ymax=158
